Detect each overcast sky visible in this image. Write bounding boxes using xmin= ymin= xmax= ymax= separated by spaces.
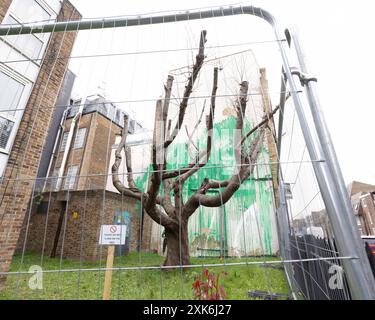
xmin=68 ymin=0 xmax=375 ymax=186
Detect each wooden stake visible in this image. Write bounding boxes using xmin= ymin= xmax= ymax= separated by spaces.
xmin=103 ymin=245 xmax=115 ymax=300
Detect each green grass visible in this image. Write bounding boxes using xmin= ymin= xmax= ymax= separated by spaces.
xmin=0 ymin=252 xmax=290 ymax=300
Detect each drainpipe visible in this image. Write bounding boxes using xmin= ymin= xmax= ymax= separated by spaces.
xmin=43 ymin=106 xmax=71 ymax=192
xmin=55 ymin=101 xmax=84 ymax=191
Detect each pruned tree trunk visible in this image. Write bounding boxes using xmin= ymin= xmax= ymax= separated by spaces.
xmin=164 ymin=222 xmax=190 ymax=266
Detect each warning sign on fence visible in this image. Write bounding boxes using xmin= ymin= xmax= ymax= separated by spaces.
xmin=99 ymin=225 xmax=127 ymax=245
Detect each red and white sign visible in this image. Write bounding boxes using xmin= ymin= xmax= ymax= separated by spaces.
xmin=99 ymin=225 xmax=127 ymax=245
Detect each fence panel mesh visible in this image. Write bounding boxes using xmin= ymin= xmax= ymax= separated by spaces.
xmin=0 ymin=5 xmax=370 ymax=300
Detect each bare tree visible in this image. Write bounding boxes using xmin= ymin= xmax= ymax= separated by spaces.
xmin=112 ymin=31 xmax=278 ymax=266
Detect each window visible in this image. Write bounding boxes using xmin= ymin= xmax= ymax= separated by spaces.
xmin=49 ymin=167 xmax=60 ymax=191
xmin=11 ymin=0 xmax=51 ymax=23
xmin=63 ymin=165 xmax=79 ymax=190
xmin=60 ymin=128 xmax=87 ymax=152
xmin=0 ymin=70 xmax=25 ymax=150
xmin=60 ymin=132 xmax=69 ymax=152
xmin=3 ymin=16 xmax=44 ymax=60
xmin=73 ymin=128 xmax=86 ymax=149
xmin=2 ymin=0 xmax=53 ymax=60
xmin=0 ymin=71 xmax=25 ymax=116
xmin=115 ymin=109 xmax=121 ymax=124
xmin=0 ymin=118 xmax=14 ymax=149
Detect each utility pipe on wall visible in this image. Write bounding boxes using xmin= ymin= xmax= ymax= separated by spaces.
xmin=55 ymin=102 xmax=84 ymax=191
xmin=43 ymin=106 xmax=70 ymax=192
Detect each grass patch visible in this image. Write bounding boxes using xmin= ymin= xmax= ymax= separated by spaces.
xmin=0 ymin=252 xmax=289 ymax=300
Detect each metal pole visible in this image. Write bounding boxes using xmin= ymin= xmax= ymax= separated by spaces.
xmin=277 ymin=182 xmax=299 ymax=299
xmin=1 ymin=4 xmax=373 ymax=299
xmin=276 ymin=29 xmax=292 ymax=161
xmin=289 ymin=28 xmax=375 ymax=298
xmin=274 ymin=23 xmax=375 ymax=298
xmin=0 ymin=6 xmax=267 ymax=36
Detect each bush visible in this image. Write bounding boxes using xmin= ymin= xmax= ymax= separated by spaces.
xmin=192 ymin=269 xmax=227 ymax=300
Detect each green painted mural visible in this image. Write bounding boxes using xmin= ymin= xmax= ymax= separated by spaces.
xmin=133 ymin=115 xmax=278 ymax=257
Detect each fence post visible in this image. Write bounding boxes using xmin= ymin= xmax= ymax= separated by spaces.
xmin=277 ymin=183 xmax=299 ymax=299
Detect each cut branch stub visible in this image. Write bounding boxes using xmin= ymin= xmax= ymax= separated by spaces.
xmin=234 ymin=81 xmax=248 ymax=168
xmin=162 ymin=75 xmax=174 ymax=134
xmin=164 ymin=30 xmax=207 ymax=149
xmin=162 ymin=67 xmax=218 ymax=181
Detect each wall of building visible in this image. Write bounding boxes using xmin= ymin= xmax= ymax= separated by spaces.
xmin=48 ymin=111 xmax=123 ymax=191
xmin=81 ymin=112 xmax=122 ymax=190
xmin=359 ymin=193 xmax=375 ymax=236
xmin=348 ymin=181 xmax=375 ymax=197
xmin=292 ymin=181 xmax=375 ymax=238
xmin=293 ymin=209 xmax=334 ymax=239
xmin=16 ymin=190 xmax=152 ymax=260
xmin=0 ymin=0 xmax=11 ymax=22
xmin=49 ymin=112 xmax=95 ymax=190
xmin=0 ymin=0 xmax=81 ymax=284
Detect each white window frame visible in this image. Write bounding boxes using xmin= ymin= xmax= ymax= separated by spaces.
xmin=63 ymin=165 xmax=79 ymax=190
xmin=1 ymin=0 xmax=58 ymax=64
xmin=59 ymin=131 xmax=69 ymax=152
xmin=0 ymin=64 xmax=32 ymax=154
xmin=60 ymin=127 xmax=87 ymax=152
xmin=49 ymin=166 xmax=60 ymax=191
xmin=73 ymin=127 xmax=87 ymax=149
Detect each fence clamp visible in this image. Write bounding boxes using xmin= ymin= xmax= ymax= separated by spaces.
xmin=290 ymin=67 xmax=317 ymax=86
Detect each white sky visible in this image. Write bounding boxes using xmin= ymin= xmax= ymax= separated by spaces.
xmin=68 ymin=0 xmax=375 ymax=186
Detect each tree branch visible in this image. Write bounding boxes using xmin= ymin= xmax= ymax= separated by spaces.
xmin=185 ymin=99 xmax=207 ymax=155
xmin=184 ymin=128 xmax=265 ymax=216
xmin=144 ymin=194 xmax=177 ymax=228
xmin=172 ymin=67 xmax=218 ymax=212
xmin=198 ymin=178 xmax=230 ymax=191
xmin=146 ymin=99 xmax=164 ymax=204
xmin=164 ymin=30 xmax=207 ymax=149
xmin=183 ymin=80 xmax=265 ymax=218
xmin=125 ymin=146 xmax=137 ymax=189
xmin=111 ymin=114 xmax=175 ymax=228
xmin=239 ymin=91 xmax=289 ymax=148
xmin=235 ymin=81 xmax=248 ymax=165
xmin=144 ymin=76 xmax=180 ymax=226
xmin=111 ymin=114 xmax=142 ymax=197
xmin=162 ymin=75 xmax=174 ymax=135
xmin=162 ymin=68 xmax=218 ymax=180
xmin=185 ymin=100 xmax=207 ymax=160
xmin=175 ymin=67 xmax=218 ymax=181
xmin=240 ymin=105 xmax=280 ymax=146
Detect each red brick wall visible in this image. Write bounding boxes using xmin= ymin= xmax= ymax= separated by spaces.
xmin=0 ymin=0 xmax=11 ymax=22
xmin=0 ymin=0 xmax=81 ymax=285
xmin=49 ymin=112 xmax=123 ymax=191
xmin=16 ymin=190 xmax=149 ymax=260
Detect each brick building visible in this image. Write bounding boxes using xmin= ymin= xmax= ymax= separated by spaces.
xmin=16 ymin=95 xmax=153 ymax=260
xmin=0 ymin=0 xmax=81 ymax=285
xmin=349 ymin=181 xmax=375 ymax=236
xmin=292 ymin=180 xmax=375 ymax=238
xmin=292 ymin=209 xmax=333 ymax=239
